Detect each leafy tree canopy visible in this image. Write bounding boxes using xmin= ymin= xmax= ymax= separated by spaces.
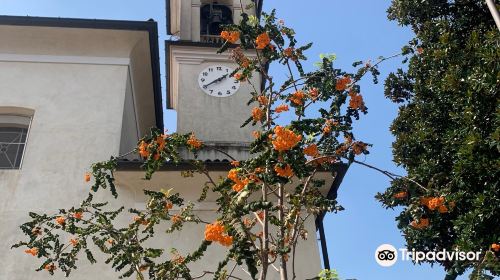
xmin=379 ymin=0 xmax=500 ymax=279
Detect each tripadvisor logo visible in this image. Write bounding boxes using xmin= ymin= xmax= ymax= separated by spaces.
xmin=375 ymin=244 xmax=482 ymax=267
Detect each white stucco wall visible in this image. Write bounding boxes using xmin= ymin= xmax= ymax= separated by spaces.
xmin=0 ymin=60 xmax=132 ymax=280
xmin=114 ymin=170 xmax=328 ymax=280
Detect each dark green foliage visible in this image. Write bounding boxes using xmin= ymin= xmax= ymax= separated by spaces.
xmin=379 ymin=0 xmax=500 ymax=278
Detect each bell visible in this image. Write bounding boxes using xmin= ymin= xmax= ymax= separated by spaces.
xmin=200 ymin=3 xmax=233 ymax=35
xmin=209 ymin=8 xmax=223 ymax=24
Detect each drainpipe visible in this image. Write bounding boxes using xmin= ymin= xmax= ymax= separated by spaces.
xmin=317 ymin=214 xmax=330 ymax=270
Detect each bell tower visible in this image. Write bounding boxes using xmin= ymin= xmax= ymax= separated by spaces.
xmin=166 ymin=0 xmax=263 ymax=161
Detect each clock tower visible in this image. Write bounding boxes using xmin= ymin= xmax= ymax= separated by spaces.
xmin=166 ymin=0 xmax=263 ymax=161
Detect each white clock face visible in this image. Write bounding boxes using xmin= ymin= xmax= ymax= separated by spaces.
xmin=198 ymin=65 xmax=240 ymax=97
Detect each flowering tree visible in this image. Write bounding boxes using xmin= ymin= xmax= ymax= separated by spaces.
xmin=378 ymin=0 xmax=500 ymax=279
xmin=14 ymin=7 xmax=391 ymax=280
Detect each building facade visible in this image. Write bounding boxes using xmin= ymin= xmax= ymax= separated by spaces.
xmin=0 ymin=1 xmax=345 ymax=279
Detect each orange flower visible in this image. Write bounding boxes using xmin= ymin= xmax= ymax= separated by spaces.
xmin=427 ymin=197 xmax=445 ymax=211
xmin=254 ymin=167 xmax=265 ymax=173
xmin=438 ymin=205 xmax=448 ymax=213
xmin=84 ymin=172 xmax=91 ymax=182
xmin=274 ymin=164 xmax=294 ymax=178
xmin=289 ymin=90 xmax=306 ymax=106
xmin=228 ymin=169 xmax=239 ymax=182
xmin=257 ymin=95 xmax=269 ymax=105
xmin=256 ymin=33 xmax=271 ymax=49
xmin=205 ymin=221 xmax=233 ymax=246
xmin=348 ymin=91 xmax=365 ymax=110
xmin=335 ymin=76 xmax=351 ymax=91
xmin=70 ymin=238 xmax=79 ymax=247
xmin=410 ymin=218 xmax=429 ymax=229
xmin=220 ymin=30 xmax=240 ymax=44
xmin=275 ymin=104 xmax=289 ymax=113
xmin=157 ymin=134 xmax=166 ymax=151
xmin=257 ymin=211 xmax=265 ymax=221
xmin=134 ymin=216 xmax=149 ymax=226
xmin=352 ymin=141 xmax=367 ymax=155
xmin=172 ymin=254 xmax=185 ymax=265
xmin=107 ymin=239 xmax=115 ymax=245
xmin=243 ymin=217 xmax=253 ymax=228
xmin=233 ymin=72 xmax=245 ymax=81
xmin=417 ymin=47 xmax=423 ymax=54
xmin=72 ymin=212 xmax=83 ymax=220
xmin=153 ymin=153 xmax=161 ymax=161
xmin=232 ymin=178 xmax=250 ymax=192
xmin=138 ymin=141 xmax=149 ymax=158
xmin=228 ymin=169 xmax=250 ymax=192
xmin=393 ymin=191 xmax=408 ymax=199
xmin=44 ymin=263 xmax=56 ymax=272
xmin=309 ymin=88 xmax=319 ymax=100
xmin=303 ymin=144 xmax=320 ymax=157
xmin=491 ymin=243 xmax=500 ymax=252
xmin=284 ymin=47 xmax=294 ymax=57
xmin=252 ymin=131 xmax=261 ymax=139
xmin=165 ymin=202 xmax=173 ymax=210
xmin=172 ymin=214 xmax=182 ymax=224
xmin=420 ymin=197 xmax=431 ymax=207
xmin=56 ymin=216 xmax=66 ymax=226
xmin=252 ymin=107 xmax=264 ymax=122
xmin=187 ymin=134 xmax=202 ymax=149
xmin=240 ymin=57 xmax=250 ymax=68
xmin=25 ymin=247 xmax=38 ymax=256
xmin=272 ymin=126 xmax=302 ymax=152
xmin=230 ymin=161 xmax=240 ymax=167
xmin=323 ymin=119 xmax=338 ymax=135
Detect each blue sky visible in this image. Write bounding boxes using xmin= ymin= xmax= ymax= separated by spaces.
xmin=0 ymin=1 xmax=471 ymax=279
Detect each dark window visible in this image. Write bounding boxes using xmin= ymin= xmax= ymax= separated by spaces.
xmin=0 ymin=115 xmax=31 ymax=169
xmin=200 ymin=3 xmax=233 ymax=36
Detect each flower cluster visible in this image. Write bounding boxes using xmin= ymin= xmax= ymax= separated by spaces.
xmin=348 ymin=90 xmax=365 ymax=111
xmin=187 ymin=134 xmax=202 ymax=149
xmin=393 ymin=191 xmax=408 ymax=199
xmin=303 ymin=144 xmax=320 ymax=157
xmin=84 ymin=172 xmax=91 ymax=182
xmin=322 ymin=119 xmax=338 ymax=135
xmin=205 ymin=221 xmax=233 ymax=246
xmin=257 ymin=95 xmax=269 ymax=105
xmin=138 ymin=141 xmax=149 ymax=158
xmin=56 ymin=216 xmax=66 ymax=226
xmin=492 ymin=243 xmax=500 ymax=252
xmin=44 ymin=263 xmax=56 ymax=272
xmin=228 ymin=169 xmax=250 ymax=192
xmin=351 ymin=141 xmax=367 ymax=155
xmin=420 ymin=196 xmax=451 ymax=213
xmin=220 ymin=30 xmax=240 ymax=44
xmin=335 ymin=76 xmax=351 ymax=91
xmin=274 ymin=164 xmax=294 ymax=178
xmin=271 ymin=126 xmax=302 ymax=152
xmin=256 ymin=32 xmax=271 ymax=49
xmin=72 ymin=212 xmax=83 ymax=220
xmin=410 ymin=218 xmax=429 ymax=229
xmin=138 ymin=134 xmax=167 ymax=160
xmin=275 ymin=104 xmax=289 ymax=113
xmin=25 ymin=247 xmax=38 ymax=256
xmin=289 ymin=90 xmax=306 ymax=106
xmin=252 ymin=107 xmax=264 ymax=122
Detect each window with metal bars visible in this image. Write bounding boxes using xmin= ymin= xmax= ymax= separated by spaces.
xmin=0 ymin=115 xmax=31 ymax=169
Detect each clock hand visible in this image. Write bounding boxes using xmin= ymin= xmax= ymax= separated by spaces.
xmin=203 ymin=74 xmax=229 ymax=89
